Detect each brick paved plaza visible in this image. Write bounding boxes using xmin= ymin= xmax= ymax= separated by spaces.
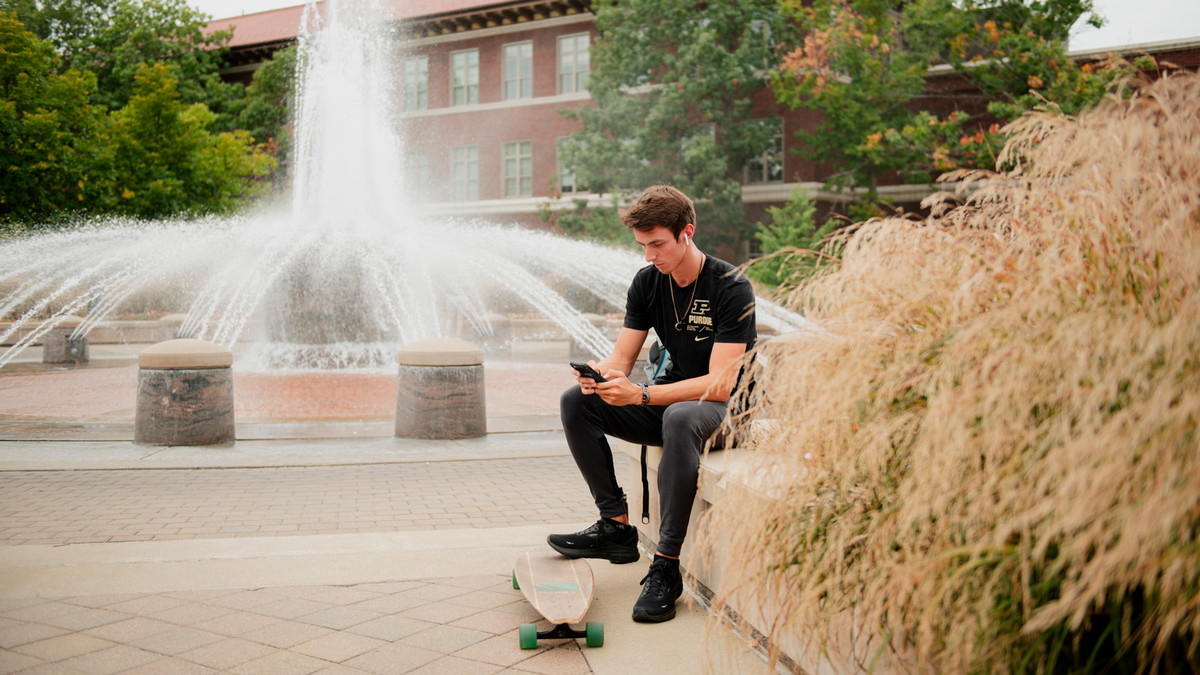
xmin=0 ymin=352 xmax=769 ymax=674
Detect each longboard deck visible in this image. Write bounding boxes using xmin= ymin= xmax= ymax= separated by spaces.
xmin=514 ymin=548 xmax=594 ymax=625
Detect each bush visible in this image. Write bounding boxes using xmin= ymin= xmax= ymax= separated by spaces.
xmin=704 ymin=73 xmax=1200 ymax=673
xmin=745 ymin=186 xmax=840 ymax=292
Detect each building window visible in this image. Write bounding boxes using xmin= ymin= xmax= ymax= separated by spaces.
xmin=502 ymin=41 xmax=533 ymax=100
xmin=451 ymin=49 xmax=479 ymax=106
xmin=402 ymin=56 xmax=428 ymax=110
xmin=745 ymin=118 xmax=784 ymax=184
xmin=557 ymin=33 xmax=589 ymax=94
xmin=451 ymin=145 xmax=479 ymax=200
xmin=503 ymin=141 xmax=532 ymax=197
xmin=682 ymin=123 xmax=715 ymax=154
xmin=404 ymin=148 xmax=429 ymax=201
xmin=556 ymin=137 xmax=584 ymax=194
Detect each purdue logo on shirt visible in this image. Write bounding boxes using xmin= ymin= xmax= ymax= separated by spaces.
xmin=685 ymin=299 xmax=713 ymax=332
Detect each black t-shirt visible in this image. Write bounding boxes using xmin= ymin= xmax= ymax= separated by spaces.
xmin=623 ymin=255 xmax=757 ymax=384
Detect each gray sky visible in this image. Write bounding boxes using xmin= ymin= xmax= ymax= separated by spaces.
xmin=192 ymin=0 xmax=1200 ymax=52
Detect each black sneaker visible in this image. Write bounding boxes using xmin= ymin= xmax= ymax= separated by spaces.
xmin=632 ymin=556 xmax=684 ymax=622
xmin=547 ymin=519 xmax=640 ymax=564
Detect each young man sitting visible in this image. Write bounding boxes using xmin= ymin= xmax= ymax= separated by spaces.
xmin=549 ymin=185 xmax=757 ymax=622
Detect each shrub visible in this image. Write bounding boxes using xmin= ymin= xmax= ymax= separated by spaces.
xmin=703 ymin=73 xmax=1200 ymax=673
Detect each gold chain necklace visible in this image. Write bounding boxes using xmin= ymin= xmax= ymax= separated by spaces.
xmin=670 ymin=255 xmax=703 ymax=331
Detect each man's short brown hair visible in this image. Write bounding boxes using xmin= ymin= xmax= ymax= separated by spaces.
xmin=620 ymin=185 xmax=695 ymax=239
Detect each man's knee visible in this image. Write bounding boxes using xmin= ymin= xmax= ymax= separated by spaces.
xmin=561 ymin=385 xmax=583 ymax=413
xmin=561 ymin=385 xmax=600 ymax=426
xmin=661 ymin=401 xmax=723 ymax=442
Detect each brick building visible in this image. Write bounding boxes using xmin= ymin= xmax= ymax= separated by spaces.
xmin=208 ymin=2 xmax=1200 ymax=259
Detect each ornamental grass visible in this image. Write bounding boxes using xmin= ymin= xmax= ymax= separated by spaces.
xmin=701 ymin=72 xmax=1200 ymax=673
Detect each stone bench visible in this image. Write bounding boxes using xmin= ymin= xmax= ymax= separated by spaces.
xmin=134 ymin=339 xmax=235 ymax=446
xmin=616 ymin=438 xmax=767 ymax=565
xmin=394 ymin=338 xmax=486 ymax=439
xmin=616 ymin=419 xmax=803 ymax=665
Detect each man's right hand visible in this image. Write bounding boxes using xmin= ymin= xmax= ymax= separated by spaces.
xmin=574 ymin=360 xmax=603 ymax=395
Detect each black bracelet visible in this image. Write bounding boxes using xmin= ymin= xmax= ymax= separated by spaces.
xmin=640 ymin=384 xmax=650 ymax=406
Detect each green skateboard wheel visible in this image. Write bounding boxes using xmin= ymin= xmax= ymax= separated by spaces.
xmin=586 ymin=621 xmax=604 ymax=647
xmin=519 ymin=623 xmax=537 ymax=649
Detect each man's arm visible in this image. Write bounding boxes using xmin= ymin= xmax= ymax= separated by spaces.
xmin=594 ymin=328 xmax=648 ymax=378
xmin=594 ymin=340 xmax=748 ymax=406
xmin=575 ymin=327 xmax=647 ymax=395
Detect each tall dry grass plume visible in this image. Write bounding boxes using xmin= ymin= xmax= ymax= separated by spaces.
xmin=701 ymin=73 xmax=1200 ymax=673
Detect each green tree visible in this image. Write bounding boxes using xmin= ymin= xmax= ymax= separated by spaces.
xmin=540 ymin=194 xmax=630 ymax=246
xmin=0 ymin=0 xmax=111 ymax=50
xmin=11 ymin=0 xmax=241 ymax=127
xmin=773 ymin=0 xmax=1146 ymax=201
xmin=233 ymin=44 xmax=297 ymax=183
xmin=558 ymin=0 xmax=790 ymax=254
xmin=96 ymin=62 xmax=275 ymax=218
xmin=772 ymin=0 xmax=930 ymax=195
xmin=746 ymin=187 xmax=839 ymax=290
xmin=0 ymin=12 xmax=104 ymax=227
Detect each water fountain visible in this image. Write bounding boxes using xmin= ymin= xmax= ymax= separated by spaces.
xmin=0 ymin=0 xmax=809 ymax=373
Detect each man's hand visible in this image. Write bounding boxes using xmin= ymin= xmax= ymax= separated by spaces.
xmin=593 ymin=369 xmax=642 ymax=406
xmin=573 ymin=360 xmax=608 ymax=396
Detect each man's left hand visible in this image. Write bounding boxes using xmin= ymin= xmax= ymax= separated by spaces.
xmin=594 ymin=370 xmax=642 ymax=407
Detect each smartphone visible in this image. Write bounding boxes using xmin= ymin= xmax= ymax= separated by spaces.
xmin=569 ymin=361 xmax=607 ymax=382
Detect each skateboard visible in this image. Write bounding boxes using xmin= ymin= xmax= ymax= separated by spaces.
xmin=512 ymin=548 xmax=604 ymax=649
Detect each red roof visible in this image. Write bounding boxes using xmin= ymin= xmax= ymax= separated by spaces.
xmin=205 ymin=1 xmax=518 ymax=49
xmin=206 ymin=4 xmax=314 ymax=48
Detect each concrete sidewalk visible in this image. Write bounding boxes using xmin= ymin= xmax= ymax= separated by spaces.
xmin=0 ymin=358 xmax=774 ymax=673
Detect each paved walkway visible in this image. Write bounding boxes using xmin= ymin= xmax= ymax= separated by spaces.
xmin=0 ymin=348 xmax=772 ymax=674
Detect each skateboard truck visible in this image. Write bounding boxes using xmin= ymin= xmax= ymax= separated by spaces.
xmin=518 ymin=621 xmax=603 ymax=649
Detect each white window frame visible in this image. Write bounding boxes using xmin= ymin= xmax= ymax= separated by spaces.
xmin=402 ymin=56 xmax=428 ymax=111
xmin=451 ymin=145 xmax=479 ymax=200
xmin=556 ymin=137 xmax=583 ymax=194
xmin=502 ymin=41 xmax=533 ymax=101
xmin=745 ymin=118 xmax=784 ymax=184
xmin=557 ymin=33 xmax=590 ymax=94
xmin=405 ymin=148 xmax=430 ymax=201
xmin=450 ymin=49 xmax=479 ymax=106
xmin=503 ymin=140 xmax=533 ymax=198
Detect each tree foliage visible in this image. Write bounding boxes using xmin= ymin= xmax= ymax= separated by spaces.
xmin=2 ymin=0 xmax=239 ymax=126
xmin=558 ymin=0 xmax=790 ymax=253
xmin=0 ymin=11 xmax=103 ymax=226
xmin=233 ymin=44 xmax=297 ymax=183
xmin=0 ymin=16 xmax=274 ymax=228
xmin=97 ymin=62 xmax=275 ymax=218
xmin=540 ymin=194 xmax=629 ymax=246
xmin=0 ymin=0 xmax=111 ymax=50
xmin=745 ymin=188 xmax=840 ymax=290
xmin=773 ymin=0 xmax=1151 ymax=199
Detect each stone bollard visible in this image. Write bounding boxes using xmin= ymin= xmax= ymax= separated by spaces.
xmin=395 ymin=337 xmax=486 ymax=440
xmin=135 ymin=339 xmax=235 ymax=446
xmin=42 ymin=315 xmax=89 ymax=365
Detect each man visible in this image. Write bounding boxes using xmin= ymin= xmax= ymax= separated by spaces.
xmin=549 ymin=185 xmax=757 ymax=623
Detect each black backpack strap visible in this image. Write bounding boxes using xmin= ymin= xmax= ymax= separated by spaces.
xmin=640 ymin=444 xmax=651 ymax=524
